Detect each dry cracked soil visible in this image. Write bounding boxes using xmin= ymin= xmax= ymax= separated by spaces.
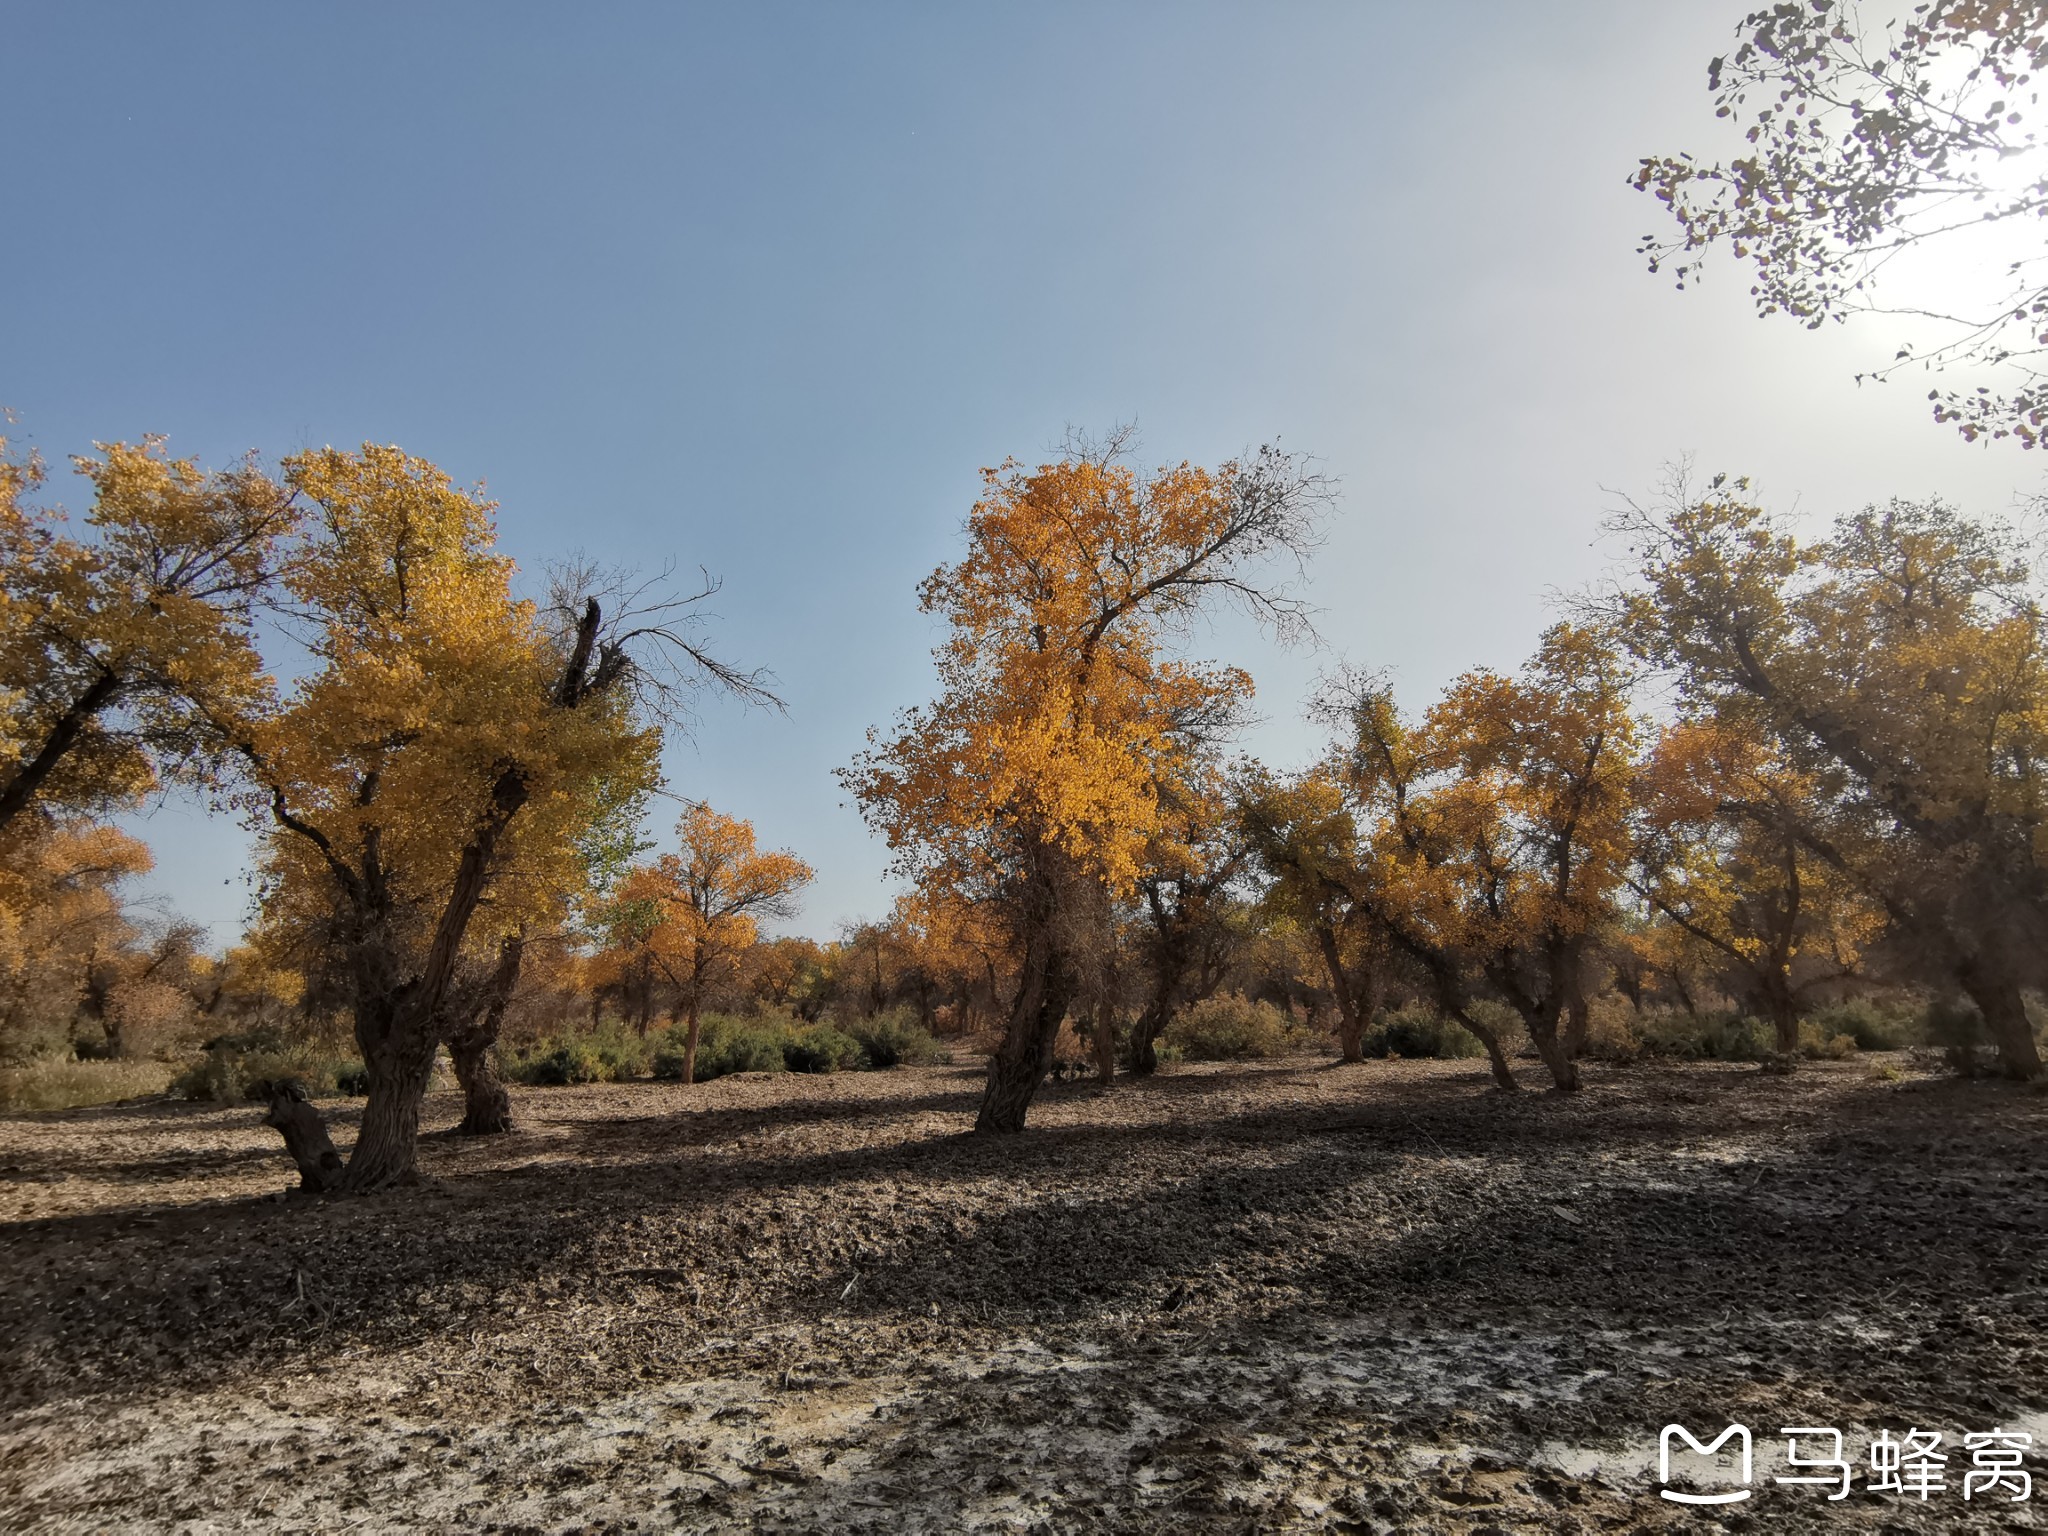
xmin=2 ymin=1054 xmax=2046 ymax=1533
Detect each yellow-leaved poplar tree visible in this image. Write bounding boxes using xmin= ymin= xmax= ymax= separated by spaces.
xmin=1617 ymin=479 xmax=2048 ymax=1079
xmin=0 ymin=434 xmax=294 ymax=833
xmin=227 ymin=445 xmax=761 ymax=1189
xmin=1631 ymin=719 xmax=1882 ymax=1058
xmin=606 ymin=804 xmax=813 ymax=1083
xmin=844 ymin=434 xmax=1328 ymax=1132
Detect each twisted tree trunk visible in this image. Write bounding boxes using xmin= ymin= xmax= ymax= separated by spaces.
xmin=448 ymin=934 xmax=524 ymax=1136
xmin=263 ymin=1082 xmax=345 ymax=1193
xmin=1453 ymin=1008 xmax=1520 ymax=1092
xmin=976 ymin=922 xmax=1076 ymax=1134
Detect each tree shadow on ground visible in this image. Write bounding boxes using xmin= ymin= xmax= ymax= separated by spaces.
xmin=2 ymin=1063 xmax=2041 ymax=1422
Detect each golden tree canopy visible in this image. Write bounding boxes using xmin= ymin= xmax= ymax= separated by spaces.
xmin=847 ymin=442 xmax=1325 ymax=903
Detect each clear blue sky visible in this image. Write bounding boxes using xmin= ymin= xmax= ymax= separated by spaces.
xmin=3 ymin=2 xmax=2035 ymax=944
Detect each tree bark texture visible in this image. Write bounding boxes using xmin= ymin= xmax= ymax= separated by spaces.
xmin=976 ymin=924 xmax=1076 ymax=1134
xmin=1958 ymin=966 xmax=2045 ymax=1081
xmin=1454 ymin=1009 xmax=1520 ymax=1092
xmin=448 ymin=934 xmax=524 ymax=1136
xmin=1316 ymin=923 xmax=1366 ymax=1064
xmin=1091 ymin=1000 xmax=1116 ymax=1086
xmin=263 ymin=1082 xmax=345 ymax=1193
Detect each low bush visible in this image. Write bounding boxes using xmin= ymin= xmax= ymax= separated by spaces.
xmin=847 ymin=1010 xmax=949 ymax=1069
xmin=1357 ymin=1007 xmax=1485 ymax=1060
xmin=505 ymin=1022 xmax=651 ymax=1086
xmin=1807 ymin=998 xmax=1917 ymax=1052
xmin=1923 ymin=996 xmax=1986 ymax=1057
xmin=508 ymin=1039 xmax=607 ymax=1086
xmin=1797 ymin=1023 xmax=1860 ymax=1060
xmin=1636 ymin=1011 xmax=1771 ymax=1062
xmin=169 ymin=1032 xmax=365 ymax=1102
xmin=652 ymin=1015 xmax=787 ymax=1081
xmin=1163 ymin=995 xmax=1293 ymax=1061
xmin=0 ymin=1058 xmax=176 ymax=1111
xmin=782 ymin=1023 xmax=861 ymax=1073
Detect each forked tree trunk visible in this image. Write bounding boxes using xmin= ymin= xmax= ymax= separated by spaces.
xmin=1524 ymin=1006 xmax=1582 ymax=1092
xmin=1316 ymin=923 xmax=1366 ymax=1064
xmin=1957 ymin=967 xmax=2044 ymax=1081
xmin=976 ymin=926 xmax=1076 ymax=1134
xmin=449 ymin=935 xmax=523 ymax=1136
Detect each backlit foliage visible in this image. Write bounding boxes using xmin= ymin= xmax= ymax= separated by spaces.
xmin=0 ymin=434 xmax=294 ymax=831
xmin=1638 ymin=1 xmax=2048 ymax=443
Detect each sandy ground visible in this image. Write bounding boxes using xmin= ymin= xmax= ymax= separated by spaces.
xmin=2 ymin=1054 xmax=2046 ymax=1533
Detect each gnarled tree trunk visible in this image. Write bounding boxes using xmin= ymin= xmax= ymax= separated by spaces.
xmin=344 ymin=1001 xmax=441 ymax=1191
xmin=1526 ymin=1011 xmax=1582 ymax=1091
xmin=263 ymin=1082 xmax=345 ymax=1193
xmin=1127 ymin=998 xmax=1167 ymax=1075
xmin=1957 ymin=965 xmax=2044 ymax=1081
xmin=448 ymin=934 xmax=524 ymax=1135
xmin=976 ymin=923 xmax=1076 ymax=1134
xmin=1758 ymin=974 xmax=1801 ymax=1070
xmin=1453 ymin=1007 xmax=1520 ymax=1092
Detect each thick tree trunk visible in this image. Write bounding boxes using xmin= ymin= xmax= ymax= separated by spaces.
xmin=263 ymin=1083 xmax=345 ymax=1193
xmin=1562 ymin=990 xmax=1590 ymax=1060
xmin=1091 ymin=1000 xmax=1116 ymax=1086
xmin=1128 ymin=1000 xmax=1165 ymax=1075
xmin=449 ymin=935 xmax=523 ymax=1136
xmin=1760 ymin=975 xmax=1801 ymax=1067
xmin=1957 ymin=967 xmax=2044 ymax=1081
xmin=1453 ymin=1008 xmax=1520 ymax=1092
xmin=1518 ymin=1000 xmax=1581 ymax=1092
xmin=976 ymin=926 xmax=1075 ymax=1134
xmin=342 ymin=1014 xmax=439 ymax=1191
xmin=1316 ymin=923 xmax=1365 ymax=1064
xmin=449 ymin=1034 xmax=512 ymax=1135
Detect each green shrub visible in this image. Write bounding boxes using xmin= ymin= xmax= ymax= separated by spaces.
xmin=783 ymin=1023 xmax=860 ymax=1073
xmin=1163 ymin=995 xmax=1292 ymax=1061
xmin=508 ymin=1039 xmax=607 ymax=1086
xmin=1923 ymin=996 xmax=1985 ymax=1055
xmin=652 ymin=1015 xmax=788 ymax=1081
xmin=169 ymin=1032 xmax=361 ymax=1101
xmin=1357 ymin=1006 xmax=1485 ymax=1060
xmin=505 ymin=1021 xmax=652 ymax=1085
xmin=1637 ymin=1011 xmax=1770 ymax=1062
xmin=168 ymin=1051 xmax=238 ymax=1102
xmin=1807 ymin=998 xmax=1916 ymax=1052
xmin=847 ymin=1009 xmax=949 ymax=1068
